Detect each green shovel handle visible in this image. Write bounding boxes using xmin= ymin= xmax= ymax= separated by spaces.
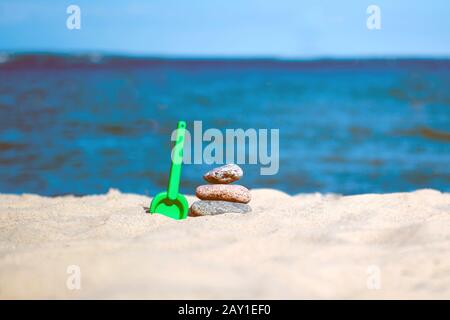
xmin=167 ymin=121 xmax=186 ymax=200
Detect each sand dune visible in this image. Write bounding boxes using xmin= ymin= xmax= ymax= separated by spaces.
xmin=0 ymin=188 xmax=449 ymax=299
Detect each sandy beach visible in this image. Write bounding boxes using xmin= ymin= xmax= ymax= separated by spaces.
xmin=0 ymin=188 xmax=449 ymax=299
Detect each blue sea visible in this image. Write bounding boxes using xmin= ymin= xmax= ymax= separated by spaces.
xmin=0 ymin=54 xmax=449 ymax=196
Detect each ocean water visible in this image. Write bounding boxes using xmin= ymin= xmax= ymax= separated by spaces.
xmin=0 ymin=55 xmax=449 ymax=196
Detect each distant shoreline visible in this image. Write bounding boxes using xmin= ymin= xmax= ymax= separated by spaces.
xmin=1 ymin=50 xmax=450 ymax=61
xmin=1 ymin=52 xmax=450 ymax=70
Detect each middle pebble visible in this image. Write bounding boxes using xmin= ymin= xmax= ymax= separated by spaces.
xmin=196 ymin=184 xmax=251 ymax=204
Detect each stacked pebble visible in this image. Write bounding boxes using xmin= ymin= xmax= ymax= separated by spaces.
xmin=190 ymin=164 xmax=252 ymax=216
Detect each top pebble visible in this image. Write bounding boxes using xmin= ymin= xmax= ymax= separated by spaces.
xmin=203 ymin=164 xmax=243 ymax=184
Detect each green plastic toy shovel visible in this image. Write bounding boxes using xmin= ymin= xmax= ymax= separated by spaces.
xmin=149 ymin=121 xmax=189 ymax=220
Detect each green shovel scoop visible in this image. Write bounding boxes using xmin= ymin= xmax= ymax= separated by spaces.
xmin=149 ymin=121 xmax=189 ymax=220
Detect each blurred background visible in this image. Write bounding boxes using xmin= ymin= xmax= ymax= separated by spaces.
xmin=0 ymin=0 xmax=449 ymax=196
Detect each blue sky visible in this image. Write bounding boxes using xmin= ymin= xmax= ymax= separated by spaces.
xmin=0 ymin=0 xmax=449 ymax=57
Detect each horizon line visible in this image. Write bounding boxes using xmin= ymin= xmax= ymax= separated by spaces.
xmin=1 ymin=50 xmax=450 ymax=61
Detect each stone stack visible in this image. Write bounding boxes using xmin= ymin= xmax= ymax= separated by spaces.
xmin=190 ymin=164 xmax=252 ymax=216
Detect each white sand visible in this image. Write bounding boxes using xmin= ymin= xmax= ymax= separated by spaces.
xmin=0 ymin=188 xmax=449 ymax=299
